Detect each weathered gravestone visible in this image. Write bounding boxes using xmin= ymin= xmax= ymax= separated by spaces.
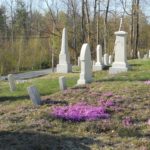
xmin=137 ymin=51 xmax=141 ymax=59
xmin=27 ymin=86 xmax=42 ymax=106
xmin=104 ymin=53 xmax=109 ymax=66
xmin=149 ymin=50 xmax=150 ymax=58
xmin=109 ymin=31 xmax=129 ymax=74
xmin=109 ymin=55 xmax=113 ymax=65
xmin=57 ymin=28 xmax=72 ymax=73
xmin=77 ymin=43 xmax=92 ymax=85
xmin=59 ymin=76 xmax=67 ymax=91
xmin=93 ymin=45 xmax=104 ymax=71
xmin=8 ymin=74 xmax=16 ymax=92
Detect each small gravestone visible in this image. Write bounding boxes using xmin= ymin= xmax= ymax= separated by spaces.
xmin=130 ymin=49 xmax=134 ymax=58
xmin=104 ymin=53 xmax=109 ymax=66
xmin=109 ymin=31 xmax=129 ymax=74
xmin=137 ymin=51 xmax=141 ymax=59
xmin=56 ymin=28 xmax=72 ymax=73
xmin=8 ymin=74 xmax=16 ymax=92
xmin=93 ymin=45 xmax=104 ymax=71
xmin=77 ymin=43 xmax=92 ymax=85
xmin=59 ymin=76 xmax=67 ymax=91
xmin=109 ymin=55 xmax=113 ymax=65
xmin=27 ymin=86 xmax=42 ymax=106
xmin=149 ymin=50 xmax=150 ymax=58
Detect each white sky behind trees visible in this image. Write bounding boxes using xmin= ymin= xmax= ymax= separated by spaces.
xmin=0 ymin=0 xmax=150 ymax=23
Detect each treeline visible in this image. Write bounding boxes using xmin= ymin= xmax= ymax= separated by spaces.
xmin=0 ymin=0 xmax=150 ymax=75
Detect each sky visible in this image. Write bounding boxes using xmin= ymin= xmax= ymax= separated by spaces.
xmin=0 ymin=0 xmax=150 ymax=21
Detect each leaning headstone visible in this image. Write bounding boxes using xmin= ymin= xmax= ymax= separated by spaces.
xmin=59 ymin=76 xmax=67 ymax=91
xmin=137 ymin=51 xmax=141 ymax=59
xmin=78 ymin=57 xmax=81 ymax=67
xmin=104 ymin=53 xmax=109 ymax=66
xmin=93 ymin=45 xmax=104 ymax=71
xmin=109 ymin=55 xmax=113 ymax=65
xmin=57 ymin=28 xmax=72 ymax=73
xmin=27 ymin=86 xmax=42 ymax=106
xmin=109 ymin=31 xmax=129 ymax=74
xmin=77 ymin=43 xmax=92 ymax=85
xmin=8 ymin=74 xmax=16 ymax=92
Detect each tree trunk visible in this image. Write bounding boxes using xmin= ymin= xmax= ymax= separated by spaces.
xmin=103 ymin=0 xmax=110 ymax=54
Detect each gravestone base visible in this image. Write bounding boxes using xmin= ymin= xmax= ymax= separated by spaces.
xmin=57 ymin=64 xmax=72 ymax=73
xmin=77 ymin=77 xmax=93 ymax=85
xmin=109 ymin=62 xmax=129 ymax=74
xmin=93 ymin=63 xmax=104 ymax=71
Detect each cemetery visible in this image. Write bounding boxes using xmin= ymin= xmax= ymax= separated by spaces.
xmin=0 ymin=0 xmax=150 ymax=150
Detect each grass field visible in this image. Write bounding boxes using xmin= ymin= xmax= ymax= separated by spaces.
xmin=0 ymin=59 xmax=150 ymax=150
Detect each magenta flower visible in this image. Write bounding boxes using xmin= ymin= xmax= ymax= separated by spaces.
xmin=147 ymin=119 xmax=150 ymax=125
xmin=52 ymin=102 xmax=110 ymax=121
xmin=102 ymin=92 xmax=113 ymax=97
xmin=122 ymin=117 xmax=133 ymax=127
xmin=144 ymin=80 xmax=150 ymax=85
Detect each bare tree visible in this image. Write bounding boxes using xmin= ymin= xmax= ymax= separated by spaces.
xmin=103 ymin=0 xmax=110 ymax=53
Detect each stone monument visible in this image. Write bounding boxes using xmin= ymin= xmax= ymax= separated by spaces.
xmin=27 ymin=86 xmax=42 ymax=106
xmin=8 ymin=74 xmax=16 ymax=92
xmin=77 ymin=43 xmax=92 ymax=85
xmin=109 ymin=31 xmax=129 ymax=74
xmin=93 ymin=45 xmax=104 ymax=71
xmin=57 ymin=28 xmax=72 ymax=73
xmin=59 ymin=76 xmax=67 ymax=91
xmin=104 ymin=53 xmax=109 ymax=66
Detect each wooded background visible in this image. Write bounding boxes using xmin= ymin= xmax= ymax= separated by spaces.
xmin=0 ymin=0 xmax=149 ymax=75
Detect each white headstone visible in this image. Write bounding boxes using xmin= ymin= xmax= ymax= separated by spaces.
xmin=137 ymin=51 xmax=141 ymax=59
xmin=109 ymin=31 xmax=129 ymax=74
xmin=93 ymin=45 xmax=104 ymax=71
xmin=27 ymin=86 xmax=41 ymax=106
xmin=149 ymin=50 xmax=150 ymax=58
xmin=59 ymin=76 xmax=67 ymax=91
xmin=78 ymin=57 xmax=81 ymax=67
xmin=77 ymin=43 xmax=92 ymax=85
xmin=104 ymin=53 xmax=109 ymax=66
xmin=57 ymin=28 xmax=72 ymax=73
xmin=109 ymin=55 xmax=113 ymax=65
xmin=130 ymin=49 xmax=134 ymax=58
xmin=8 ymin=74 xmax=16 ymax=91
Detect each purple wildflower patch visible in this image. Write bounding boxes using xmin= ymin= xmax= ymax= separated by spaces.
xmin=52 ymin=102 xmax=110 ymax=121
xmin=144 ymin=80 xmax=150 ymax=85
xmin=102 ymin=92 xmax=113 ymax=97
xmin=99 ymin=100 xmax=115 ymax=107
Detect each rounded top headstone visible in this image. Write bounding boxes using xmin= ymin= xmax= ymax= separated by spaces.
xmin=115 ymin=31 xmax=127 ymax=36
xmin=80 ymin=43 xmax=91 ymax=61
xmin=97 ymin=44 xmax=102 ymax=51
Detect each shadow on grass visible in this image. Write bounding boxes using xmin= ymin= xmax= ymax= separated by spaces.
xmin=42 ymin=98 xmax=68 ymax=105
xmin=95 ymin=75 xmax=150 ymax=83
xmin=0 ymin=131 xmax=100 ymax=150
xmin=0 ymin=95 xmax=28 ymax=103
xmin=130 ymin=63 xmax=142 ymax=67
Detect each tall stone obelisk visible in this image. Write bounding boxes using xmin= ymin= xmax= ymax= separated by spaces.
xmin=57 ymin=28 xmax=72 ymax=73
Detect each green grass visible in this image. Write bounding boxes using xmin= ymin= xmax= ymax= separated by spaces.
xmin=0 ymin=59 xmax=150 ymax=150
